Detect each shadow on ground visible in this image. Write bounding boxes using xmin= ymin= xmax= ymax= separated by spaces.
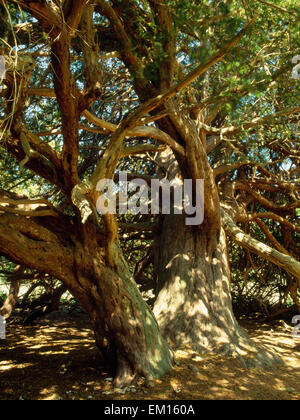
xmin=0 ymin=314 xmax=299 ymax=400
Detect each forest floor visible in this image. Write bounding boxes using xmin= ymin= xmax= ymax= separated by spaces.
xmin=0 ymin=311 xmax=300 ymax=400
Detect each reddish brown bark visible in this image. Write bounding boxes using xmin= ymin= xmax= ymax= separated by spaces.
xmin=0 ymin=214 xmax=173 ymax=386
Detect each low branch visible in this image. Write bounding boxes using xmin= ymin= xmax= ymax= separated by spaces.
xmin=213 ymin=160 xmax=252 ymax=176
xmin=0 ymin=215 xmax=76 ymax=290
xmin=82 ymin=110 xmax=185 ymax=156
xmin=0 ymin=194 xmax=56 ymax=210
xmin=0 ymin=205 xmax=59 ymax=218
xmin=0 ymin=191 xmax=60 ymax=218
xmin=121 ymin=144 xmax=166 ymax=158
xmin=24 ymin=95 xmax=185 ymax=156
xmin=235 ymin=181 xmax=300 ymax=213
xmin=238 ymin=212 xmax=300 ymax=235
xmin=204 ymin=107 xmax=300 ymax=137
xmin=0 ymin=213 xmax=60 ymax=244
xmin=3 ymin=132 xmax=61 ymax=189
xmin=254 ymin=0 xmax=298 ymax=16
xmin=222 ymin=209 xmax=300 ymax=282
xmin=254 ymin=219 xmax=290 ymax=256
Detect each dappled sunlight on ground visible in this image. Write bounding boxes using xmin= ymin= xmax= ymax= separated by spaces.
xmin=0 ymin=316 xmax=299 ymax=400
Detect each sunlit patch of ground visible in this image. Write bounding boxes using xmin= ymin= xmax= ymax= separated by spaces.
xmin=0 ymin=315 xmax=299 ymax=400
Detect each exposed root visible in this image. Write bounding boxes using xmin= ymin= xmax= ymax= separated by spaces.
xmin=114 ymin=358 xmax=136 ymax=388
xmin=163 ymin=322 xmax=283 ymax=371
xmin=217 ymin=340 xmax=283 ymax=370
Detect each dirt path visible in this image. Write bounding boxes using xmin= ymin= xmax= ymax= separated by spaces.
xmin=0 ymin=315 xmax=299 ymax=400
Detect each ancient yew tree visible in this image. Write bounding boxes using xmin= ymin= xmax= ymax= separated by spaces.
xmin=0 ymin=0 xmax=299 ymax=384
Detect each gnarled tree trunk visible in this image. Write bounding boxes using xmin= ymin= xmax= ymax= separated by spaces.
xmin=0 ymin=214 xmax=173 ymax=387
xmin=153 ymin=213 xmax=282 ymax=368
xmin=73 ymin=242 xmax=174 ymax=387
